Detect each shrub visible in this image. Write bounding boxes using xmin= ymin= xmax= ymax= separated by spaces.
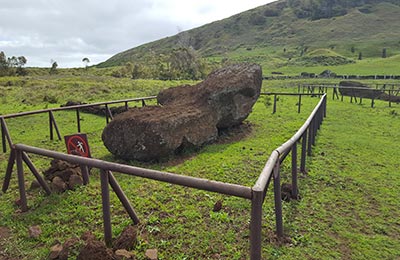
xmin=249 ymin=14 xmax=266 ymax=26
xmin=264 ymin=8 xmax=280 ymax=17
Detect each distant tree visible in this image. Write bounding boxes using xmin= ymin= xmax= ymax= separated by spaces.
xmin=169 ymin=47 xmax=205 ymax=80
xmin=249 ymin=14 xmax=266 ymax=26
xmin=82 ymin=57 xmax=90 ymax=70
xmin=131 ymin=64 xmax=141 ymax=79
xmin=17 ymin=56 xmax=27 ymax=66
xmin=358 ymin=52 xmax=363 ymax=60
xmin=264 ymin=8 xmax=280 ymax=17
xmin=0 ymin=51 xmax=8 ymax=76
xmin=50 ymin=60 xmax=58 ymax=74
xmin=0 ymin=52 xmax=27 ymax=76
xmin=351 ymin=46 xmax=355 ymax=53
xmin=7 ymin=56 xmax=18 ymax=68
xmin=16 ymin=56 xmax=27 ymax=76
xmin=382 ymin=48 xmax=387 ymax=58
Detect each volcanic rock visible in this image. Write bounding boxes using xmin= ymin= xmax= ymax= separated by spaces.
xmin=339 ymin=81 xmax=380 ymax=99
xmin=339 ymin=81 xmax=400 ymax=102
xmin=145 ymin=249 xmax=158 ymax=260
xmin=48 ymin=243 xmax=63 ymax=260
xmin=58 ymin=237 xmax=80 ymax=260
xmin=102 ymin=63 xmax=262 ymax=161
xmin=77 ymin=239 xmax=113 ymax=260
xmin=115 ymin=249 xmax=134 ymax=260
xmin=51 ymin=176 xmax=67 ymax=193
xmin=44 ymin=159 xmax=83 ymax=192
xmin=157 ymin=63 xmax=262 ymax=128
xmin=28 ymin=225 xmax=42 ymax=238
xmin=68 ymin=174 xmax=83 ymax=190
xmin=112 ymin=225 xmax=137 ymax=251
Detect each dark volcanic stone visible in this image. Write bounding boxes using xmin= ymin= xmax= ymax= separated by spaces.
xmin=102 ymin=63 xmax=262 ymax=161
xmin=68 ymin=174 xmax=84 ymax=190
xmin=51 ymin=176 xmax=67 ymax=193
xmin=112 ymin=225 xmax=137 ymax=251
xmin=77 ymin=239 xmax=113 ymax=260
xmin=102 ymin=105 xmax=218 ymax=161
xmin=339 ymin=81 xmax=380 ymax=99
xmin=339 ymin=81 xmax=400 ymax=102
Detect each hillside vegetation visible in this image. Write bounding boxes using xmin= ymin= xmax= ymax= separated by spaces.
xmin=98 ymin=0 xmax=400 ymax=73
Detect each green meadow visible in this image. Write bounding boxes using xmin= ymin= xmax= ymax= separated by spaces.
xmin=0 ymin=74 xmax=399 ymax=259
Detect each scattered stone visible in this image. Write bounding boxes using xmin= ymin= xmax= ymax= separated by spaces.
xmin=319 ymin=70 xmax=336 ymax=78
xmin=58 ymin=237 xmax=80 ymax=260
xmin=30 ymin=180 xmax=41 ymax=190
xmin=115 ymin=249 xmax=134 ymax=260
xmin=113 ymin=226 xmax=137 ymax=251
xmin=77 ymin=239 xmax=113 ymax=260
xmin=213 ymin=201 xmax=223 ymax=212
xmin=80 ymin=231 xmax=96 ymax=241
xmin=28 ymin=225 xmax=42 ymax=239
xmin=48 ymin=243 xmax=63 ymax=260
xmin=145 ymin=249 xmax=158 ymax=260
xmin=281 ymin=183 xmax=300 ymax=202
xmin=44 ymin=159 xmax=83 ymax=192
xmin=51 ymin=176 xmax=67 ymax=193
xmin=68 ymin=174 xmax=83 ymax=190
xmin=102 ymin=63 xmax=262 ymax=161
xmin=14 ymin=198 xmax=22 ymax=207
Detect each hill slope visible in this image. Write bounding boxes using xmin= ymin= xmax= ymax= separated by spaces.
xmin=98 ymin=0 xmax=400 ymax=68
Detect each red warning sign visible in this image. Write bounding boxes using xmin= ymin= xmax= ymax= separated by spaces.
xmin=64 ymin=134 xmax=91 ymax=158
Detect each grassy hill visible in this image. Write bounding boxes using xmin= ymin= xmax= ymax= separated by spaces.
xmin=97 ymin=0 xmax=400 ymax=71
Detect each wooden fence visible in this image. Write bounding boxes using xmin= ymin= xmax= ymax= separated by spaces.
xmin=1 ymin=94 xmax=327 ymax=259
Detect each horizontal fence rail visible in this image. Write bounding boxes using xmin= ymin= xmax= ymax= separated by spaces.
xmin=261 ymin=92 xmax=325 ymax=114
xmin=297 ymin=83 xmax=399 ymax=108
xmin=13 ymin=144 xmax=253 ymax=200
xmin=0 ymin=96 xmax=157 ymax=153
xmin=251 ymin=93 xmax=327 ymax=259
xmin=2 ymin=96 xmax=157 ymax=119
xmin=2 ymin=93 xmax=327 ymax=260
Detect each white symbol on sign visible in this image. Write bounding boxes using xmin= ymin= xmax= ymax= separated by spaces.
xmin=77 ymin=141 xmax=85 ymax=153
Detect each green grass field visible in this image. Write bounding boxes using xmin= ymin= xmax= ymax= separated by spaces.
xmin=0 ymin=76 xmax=399 ymax=259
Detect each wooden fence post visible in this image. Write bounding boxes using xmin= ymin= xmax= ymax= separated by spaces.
xmin=100 ymin=169 xmax=112 ymax=246
xmin=273 ymin=161 xmax=283 ymax=237
xmin=250 ymin=188 xmax=263 ymax=260
xmin=16 ymin=149 xmax=28 ymax=212
xmin=291 ymin=143 xmax=298 ymax=199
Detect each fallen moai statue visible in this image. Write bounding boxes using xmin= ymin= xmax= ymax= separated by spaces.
xmin=339 ymin=81 xmax=400 ymax=102
xmin=102 ymin=63 xmax=262 ymax=161
xmin=339 ymin=81 xmax=380 ymax=99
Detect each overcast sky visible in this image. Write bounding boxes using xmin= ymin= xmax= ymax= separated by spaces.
xmin=0 ymin=0 xmax=275 ymax=68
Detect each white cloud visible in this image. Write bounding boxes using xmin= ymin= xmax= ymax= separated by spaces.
xmin=0 ymin=0 xmax=275 ymax=67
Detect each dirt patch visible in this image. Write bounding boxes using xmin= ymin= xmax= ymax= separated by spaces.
xmin=265 ymin=230 xmax=293 ymax=246
xmin=0 ymin=227 xmax=10 ymax=240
